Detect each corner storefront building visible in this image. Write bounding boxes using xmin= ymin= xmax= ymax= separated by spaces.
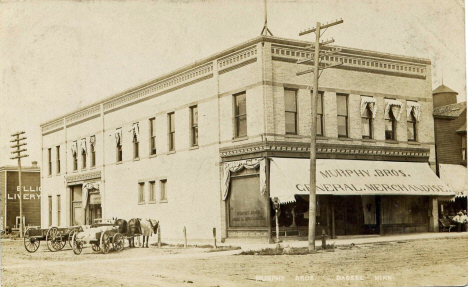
xmin=40 ymin=36 xmax=453 ymax=242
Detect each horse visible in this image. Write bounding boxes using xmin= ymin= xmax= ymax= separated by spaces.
xmin=113 ymin=218 xmax=128 ymax=235
xmin=127 ymin=218 xmax=142 ymax=248
xmin=139 ymin=219 xmax=159 ymax=248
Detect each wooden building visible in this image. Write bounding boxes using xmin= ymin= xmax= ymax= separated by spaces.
xmin=432 ymin=84 xmax=467 ymax=218
xmin=1 ymin=162 xmax=41 ymax=231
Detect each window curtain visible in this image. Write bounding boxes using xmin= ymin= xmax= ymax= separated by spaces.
xmin=384 ymin=99 xmax=403 ymax=121
xmin=115 ymin=129 xmax=122 ymax=146
xmin=131 ymin=123 xmax=140 ymax=143
xmin=222 ymin=158 xmax=266 ymax=201
xmin=90 ymin=135 xmax=96 ymax=147
xmin=360 ymin=96 xmax=377 ymax=118
xmin=406 ymin=101 xmax=421 ymax=122
xmin=80 ymin=138 xmax=87 ymax=154
xmin=71 ymin=141 xmax=78 ymax=156
xmin=82 ymin=182 xmax=100 ymax=209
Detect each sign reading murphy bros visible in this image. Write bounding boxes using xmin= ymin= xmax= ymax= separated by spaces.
xmin=271 ymin=158 xmax=454 ymax=203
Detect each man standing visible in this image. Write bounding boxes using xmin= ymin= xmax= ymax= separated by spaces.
xmin=451 ymin=211 xmax=465 ymax=232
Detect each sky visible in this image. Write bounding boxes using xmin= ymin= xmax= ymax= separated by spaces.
xmin=0 ymin=0 xmax=466 ymax=167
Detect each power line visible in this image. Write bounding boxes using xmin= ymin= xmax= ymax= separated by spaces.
xmin=297 ymin=19 xmax=343 ymax=252
xmin=10 ymin=131 xmax=29 ymax=238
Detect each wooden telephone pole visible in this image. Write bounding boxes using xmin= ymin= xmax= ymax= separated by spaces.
xmin=10 ymin=131 xmax=28 ymax=238
xmin=297 ymin=19 xmax=343 ymax=251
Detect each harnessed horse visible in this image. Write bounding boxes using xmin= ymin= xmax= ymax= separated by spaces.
xmin=140 ymin=219 xmax=159 ymax=248
xmin=127 ymin=218 xmax=142 ymax=248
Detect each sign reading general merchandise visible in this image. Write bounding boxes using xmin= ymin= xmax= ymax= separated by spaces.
xmin=270 ymin=158 xmax=455 ymax=203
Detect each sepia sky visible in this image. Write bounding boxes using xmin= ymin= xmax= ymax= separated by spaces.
xmin=0 ymin=0 xmax=466 ymax=167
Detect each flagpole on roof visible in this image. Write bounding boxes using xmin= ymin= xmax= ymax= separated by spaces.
xmin=260 ymin=0 xmax=273 ymax=36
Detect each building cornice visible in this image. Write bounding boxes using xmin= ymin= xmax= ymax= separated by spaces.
xmin=220 ymin=141 xmax=430 ymax=162
xmin=0 ymin=166 xmax=41 ymax=173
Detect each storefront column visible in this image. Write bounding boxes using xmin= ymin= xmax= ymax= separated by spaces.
xmin=429 ymin=198 xmax=439 ymax=232
xmin=266 ymin=158 xmax=273 ymax=243
xmin=379 ymin=197 xmax=384 ymax=236
xmin=331 ymin=199 xmax=335 ymax=239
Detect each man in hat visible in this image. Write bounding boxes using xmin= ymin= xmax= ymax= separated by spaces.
xmin=451 ymin=211 xmax=465 ymax=232
xmin=462 ymin=210 xmax=468 ymax=231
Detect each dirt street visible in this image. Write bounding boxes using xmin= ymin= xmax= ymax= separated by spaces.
xmin=1 ymin=236 xmax=467 ymax=287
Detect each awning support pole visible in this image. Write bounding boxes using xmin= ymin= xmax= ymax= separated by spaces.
xmin=266 ymin=158 xmax=273 ymax=243
xmin=331 ymin=199 xmax=335 ymax=239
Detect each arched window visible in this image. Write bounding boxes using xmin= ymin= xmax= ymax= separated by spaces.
xmin=385 ymin=110 xmax=397 ymax=140
xmin=407 ymin=110 xmax=417 ymax=141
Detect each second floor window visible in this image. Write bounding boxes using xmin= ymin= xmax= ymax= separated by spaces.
xmin=317 ymin=92 xmax=324 ymax=136
xmin=385 ymin=99 xmax=402 ymax=141
xmin=72 ymin=141 xmax=78 ymax=171
xmin=361 ymin=105 xmax=373 ymax=139
xmin=48 ymin=148 xmax=52 ymax=175
xmin=234 ymin=92 xmax=247 ymax=138
xmin=90 ymin=136 xmax=96 ymax=168
xmin=406 ymin=101 xmax=420 ymax=142
xmin=132 ymin=123 xmax=139 ymax=159
xmin=116 ymin=128 xmax=122 ymax=162
xmin=149 ymin=118 xmax=156 ymax=155
xmin=56 ymin=146 xmax=60 ymax=174
xmin=361 ymin=96 xmax=376 ymax=139
xmin=407 ymin=110 xmax=417 ymax=141
xmin=336 ymin=94 xmax=348 ymax=137
xmin=81 ymin=139 xmax=87 ymax=169
xmin=285 ymin=89 xmax=297 ymax=134
xmin=385 ymin=109 xmax=397 ymax=140
xmin=190 ymin=106 xmax=198 ymax=146
xmin=168 ymin=113 xmax=175 ymax=151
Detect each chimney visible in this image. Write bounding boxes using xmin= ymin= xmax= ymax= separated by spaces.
xmin=32 ymin=161 xmax=38 ymax=168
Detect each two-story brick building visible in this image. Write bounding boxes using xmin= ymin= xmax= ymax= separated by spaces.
xmin=40 ymin=36 xmax=453 ymax=242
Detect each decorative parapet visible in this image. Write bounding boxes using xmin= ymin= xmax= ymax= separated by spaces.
xmin=41 ymin=119 xmax=64 ymax=134
xmin=218 ymin=45 xmax=257 ymax=74
xmin=66 ymin=170 xmax=101 ymax=183
xmin=104 ymin=63 xmax=213 ymax=111
xmin=271 ymin=44 xmax=427 ymax=79
xmin=65 ymin=105 xmax=101 ymax=126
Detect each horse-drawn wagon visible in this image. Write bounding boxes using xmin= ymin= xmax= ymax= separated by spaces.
xmin=70 ymin=218 xmax=159 ymax=254
xmin=71 ymin=218 xmax=125 ymax=255
xmin=23 ymin=226 xmax=82 ymax=253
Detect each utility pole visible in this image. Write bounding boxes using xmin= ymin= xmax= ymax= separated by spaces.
xmin=10 ymin=131 xmax=28 ymax=238
xmin=297 ymin=19 xmax=343 ymax=251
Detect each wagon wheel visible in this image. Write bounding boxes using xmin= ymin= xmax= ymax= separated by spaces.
xmin=100 ymin=231 xmax=111 ymax=254
xmin=46 ymin=227 xmax=65 ymax=252
xmin=68 ymin=229 xmax=77 ymax=249
xmin=23 ymin=228 xmax=40 ymax=253
xmin=92 ymin=244 xmax=101 ymax=252
xmin=71 ymin=232 xmax=83 ymax=255
xmin=113 ymin=233 xmax=124 ymax=252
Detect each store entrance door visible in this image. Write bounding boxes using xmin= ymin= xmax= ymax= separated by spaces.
xmin=334 ymin=196 xmax=364 ymax=236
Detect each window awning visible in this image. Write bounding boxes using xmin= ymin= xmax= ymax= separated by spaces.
xmin=439 ymin=164 xmax=467 ymax=198
xmin=270 ymin=158 xmax=454 ymax=204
